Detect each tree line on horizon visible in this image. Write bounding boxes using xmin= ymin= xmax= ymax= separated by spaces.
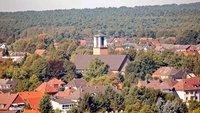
xmin=0 ymin=2 xmax=200 ymax=44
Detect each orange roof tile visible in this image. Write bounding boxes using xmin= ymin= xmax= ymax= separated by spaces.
xmin=19 ymin=91 xmax=44 ymax=101
xmin=174 ymin=76 xmax=200 ymax=91
xmin=47 ymin=78 xmax=66 ymax=85
xmin=28 ymin=97 xmax=42 ymax=110
xmin=23 ymin=109 xmax=41 ymax=113
xmin=35 ymin=82 xmax=57 ymax=93
xmin=34 ymin=49 xmax=46 ymax=56
xmin=117 ymin=83 xmax=123 ymax=90
xmin=55 ymin=87 xmax=76 ymax=97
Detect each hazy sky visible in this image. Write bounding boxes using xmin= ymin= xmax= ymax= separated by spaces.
xmin=0 ymin=0 xmax=200 ymax=12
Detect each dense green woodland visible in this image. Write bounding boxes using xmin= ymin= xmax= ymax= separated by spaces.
xmin=0 ymin=2 xmax=200 ymax=43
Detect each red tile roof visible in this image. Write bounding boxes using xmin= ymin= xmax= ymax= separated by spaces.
xmin=55 ymin=87 xmax=76 ymax=97
xmin=114 ymin=38 xmax=126 ymax=43
xmin=23 ymin=109 xmax=41 ymax=113
xmin=35 ymin=82 xmax=57 ymax=93
xmin=152 ymin=40 xmax=159 ymax=45
xmin=152 ymin=66 xmax=178 ymax=78
xmin=174 ymin=76 xmax=200 ymax=91
xmin=0 ymin=93 xmax=25 ymax=110
xmin=140 ymin=38 xmax=153 ymax=41
xmin=28 ymin=97 xmax=42 ymax=110
xmin=138 ymin=79 xmax=177 ymax=91
xmin=34 ymin=49 xmax=46 ymax=56
xmin=19 ymin=91 xmax=44 ymax=101
xmin=117 ymin=83 xmax=123 ymax=90
xmin=47 ymin=78 xmax=66 ymax=85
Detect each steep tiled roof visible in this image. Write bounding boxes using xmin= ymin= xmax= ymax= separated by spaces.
xmin=19 ymin=91 xmax=44 ymax=101
xmin=74 ymin=55 xmax=128 ymax=71
xmin=66 ymin=78 xmax=87 ymax=88
xmin=55 ymin=87 xmax=76 ymax=97
xmin=174 ymin=76 xmax=200 ymax=91
xmin=28 ymin=97 xmax=42 ymax=110
xmin=0 ymin=93 xmax=24 ymax=110
xmin=152 ymin=66 xmax=178 ymax=78
xmin=19 ymin=91 xmax=43 ymax=110
xmin=138 ymin=79 xmax=177 ymax=91
xmin=35 ymin=82 xmax=57 ymax=93
xmin=47 ymin=78 xmax=66 ymax=85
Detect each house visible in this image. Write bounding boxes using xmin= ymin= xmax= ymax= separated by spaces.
xmin=173 ymin=76 xmax=200 ymax=102
xmin=74 ymin=33 xmax=130 ymax=74
xmin=152 ymin=67 xmax=188 ymax=81
xmin=19 ymin=91 xmax=43 ymax=112
xmin=63 ymin=85 xmax=121 ymax=101
xmin=51 ymin=96 xmax=77 ymax=113
xmin=47 ymin=78 xmax=66 ymax=89
xmin=0 ymin=93 xmax=25 ymax=112
xmin=34 ymin=49 xmax=46 ymax=56
xmin=55 ymin=87 xmax=76 ymax=97
xmin=137 ymin=79 xmax=177 ymax=93
xmin=0 ymin=79 xmax=18 ymax=93
xmin=35 ymin=82 xmax=57 ymax=95
xmin=65 ymin=78 xmax=87 ymax=90
xmin=35 ymin=78 xmax=66 ymax=95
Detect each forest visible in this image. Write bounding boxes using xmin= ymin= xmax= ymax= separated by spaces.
xmin=0 ymin=2 xmax=200 ymax=43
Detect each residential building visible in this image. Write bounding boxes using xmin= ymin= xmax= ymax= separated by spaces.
xmin=0 ymin=93 xmax=25 ymax=112
xmin=137 ymin=79 xmax=177 ymax=93
xmin=35 ymin=82 xmax=57 ymax=95
xmin=19 ymin=91 xmax=43 ymax=113
xmin=47 ymin=78 xmax=66 ymax=90
xmin=51 ymin=96 xmax=77 ymax=113
xmin=152 ymin=67 xmax=188 ymax=81
xmin=35 ymin=78 xmax=66 ymax=94
xmin=173 ymin=76 xmax=200 ymax=102
xmin=0 ymin=79 xmax=18 ymax=93
xmin=65 ymin=78 xmax=87 ymax=90
xmin=55 ymin=87 xmax=76 ymax=97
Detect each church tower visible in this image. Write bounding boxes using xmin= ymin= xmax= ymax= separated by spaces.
xmin=93 ymin=33 xmax=108 ymax=55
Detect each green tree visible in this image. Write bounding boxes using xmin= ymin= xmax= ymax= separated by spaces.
xmin=31 ymin=58 xmax=47 ymax=81
xmin=39 ymin=94 xmax=54 ymax=113
xmin=83 ymin=58 xmax=109 ymax=81
xmin=126 ymin=56 xmax=158 ymax=80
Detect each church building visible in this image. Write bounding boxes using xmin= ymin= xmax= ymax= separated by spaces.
xmin=74 ymin=33 xmax=129 ymax=74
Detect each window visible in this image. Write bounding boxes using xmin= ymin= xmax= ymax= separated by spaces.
xmin=190 ymin=91 xmax=193 ymax=94
xmin=101 ymin=37 xmax=104 ymax=47
xmin=195 ymin=97 xmax=198 ymax=100
xmin=186 ymin=91 xmax=188 ymax=94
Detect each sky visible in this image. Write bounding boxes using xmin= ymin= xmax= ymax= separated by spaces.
xmin=0 ymin=0 xmax=200 ymax=12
